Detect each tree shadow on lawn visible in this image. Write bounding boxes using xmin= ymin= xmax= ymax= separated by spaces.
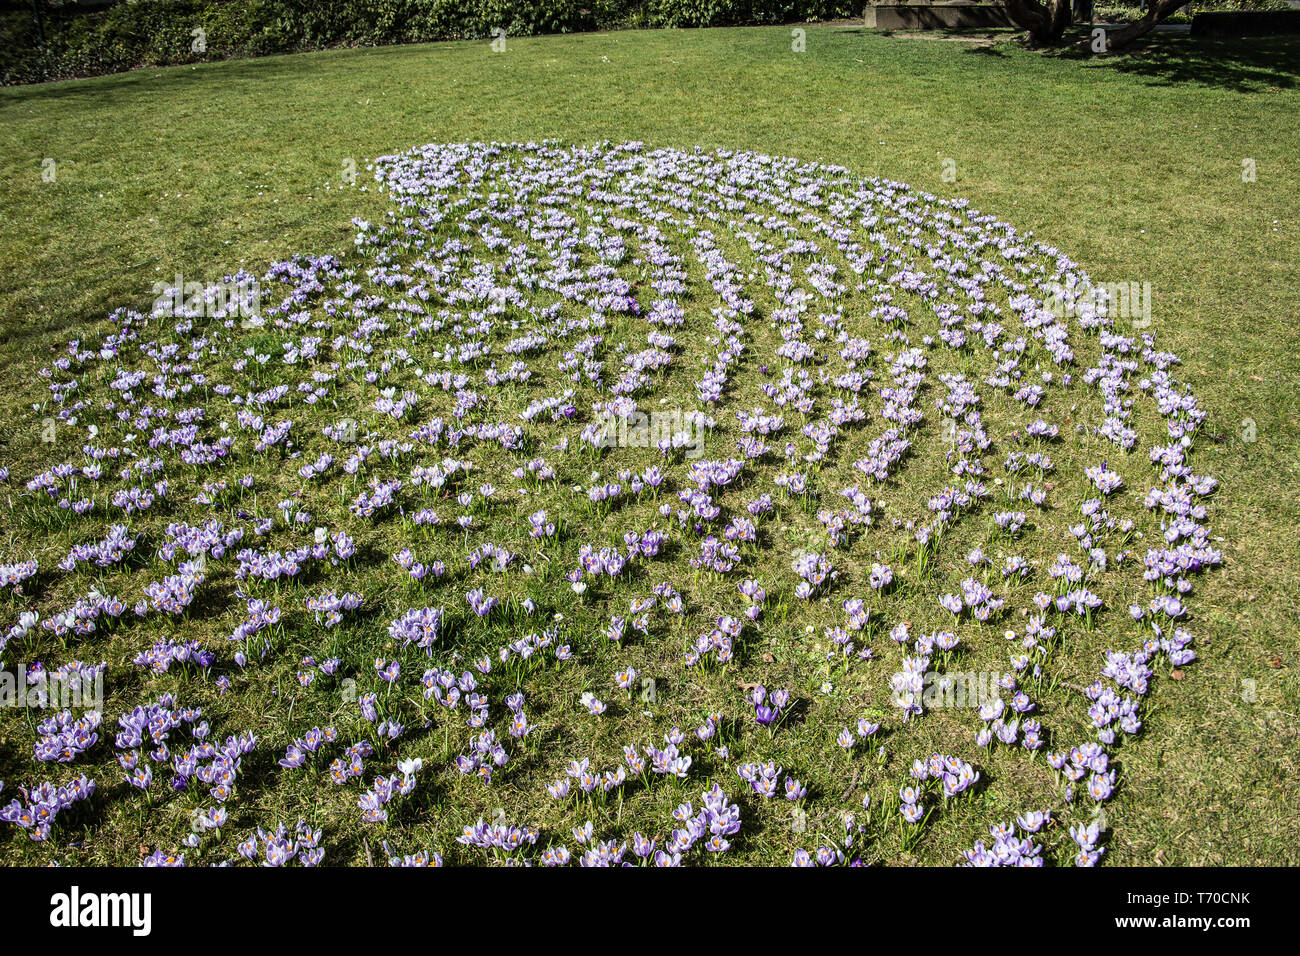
xmin=0 ymin=310 xmax=116 ymax=361
xmin=0 ymin=52 xmax=318 ymax=105
xmin=1040 ymin=33 xmax=1300 ymax=93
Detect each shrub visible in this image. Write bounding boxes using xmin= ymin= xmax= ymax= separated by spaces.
xmin=3 ymin=0 xmax=860 ymax=85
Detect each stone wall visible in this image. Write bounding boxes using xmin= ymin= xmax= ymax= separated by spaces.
xmin=864 ymin=1 xmax=1014 ymax=29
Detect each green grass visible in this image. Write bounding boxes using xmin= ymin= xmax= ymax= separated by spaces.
xmin=0 ymin=26 xmax=1298 ymax=866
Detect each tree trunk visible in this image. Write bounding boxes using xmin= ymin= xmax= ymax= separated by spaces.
xmin=1105 ymin=0 xmax=1192 ymax=50
xmin=31 ymin=0 xmax=44 ymax=46
xmin=1006 ymin=0 xmax=1074 ymax=48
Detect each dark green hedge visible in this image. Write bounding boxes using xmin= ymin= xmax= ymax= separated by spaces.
xmin=2 ymin=0 xmax=858 ymax=85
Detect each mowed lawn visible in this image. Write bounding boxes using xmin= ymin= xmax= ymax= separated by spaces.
xmin=1 ymin=25 xmax=1298 ymax=864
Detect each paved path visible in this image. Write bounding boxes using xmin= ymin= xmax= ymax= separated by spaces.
xmin=1095 ymin=21 xmax=1191 ymax=33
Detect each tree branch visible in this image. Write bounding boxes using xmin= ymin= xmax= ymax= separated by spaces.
xmin=1105 ymin=0 xmax=1192 ymax=50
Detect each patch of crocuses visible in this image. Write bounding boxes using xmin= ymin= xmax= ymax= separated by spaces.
xmin=0 ymin=143 xmax=1220 ymax=866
